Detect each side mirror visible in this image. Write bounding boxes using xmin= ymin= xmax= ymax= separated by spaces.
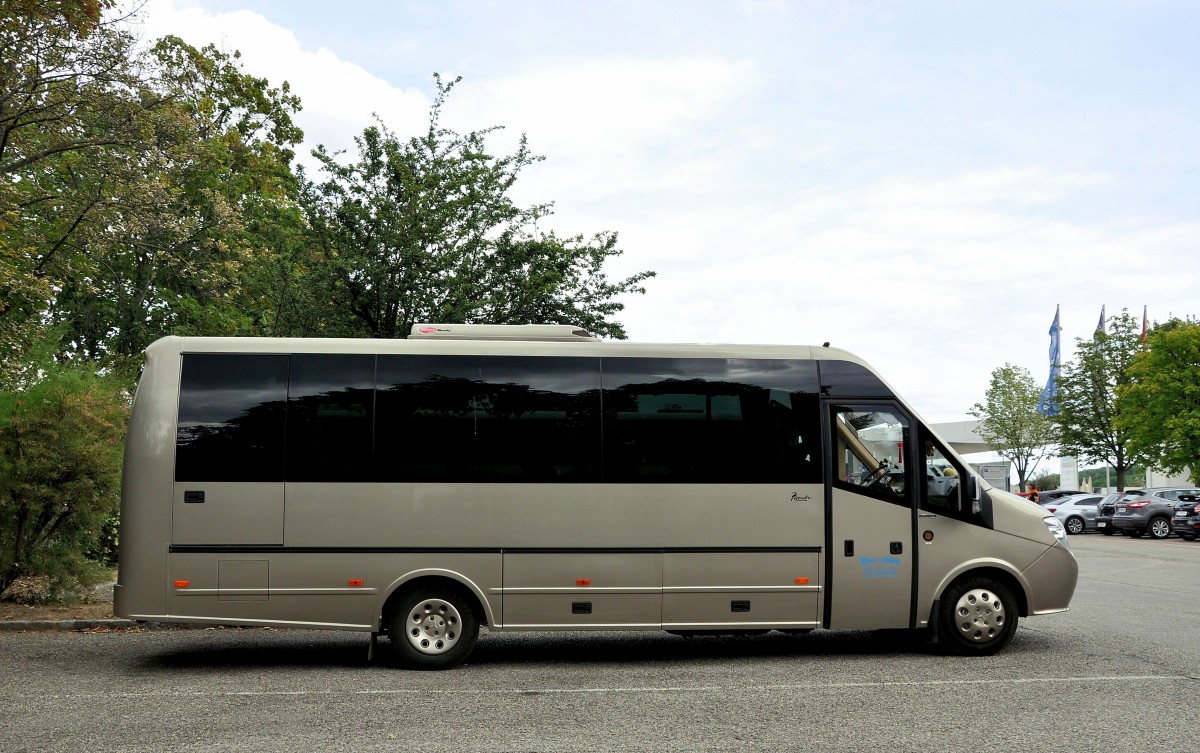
xmin=968 ymin=476 xmax=983 ymax=515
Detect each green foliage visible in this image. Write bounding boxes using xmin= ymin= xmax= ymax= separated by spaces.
xmin=1053 ymin=310 xmax=1148 ymax=490
xmin=0 ymin=5 xmax=306 ymax=376
xmin=49 ymin=36 xmax=305 ymax=364
xmin=969 ymin=364 xmax=1056 ymax=492
xmin=1116 ymin=319 xmax=1200 ymax=483
xmin=82 ymin=511 xmax=120 ymax=568
xmin=1076 ymin=466 xmax=1145 ymax=490
xmin=0 ymin=1 xmax=148 ymax=377
xmin=0 ymin=350 xmax=128 ymax=598
xmin=294 ymin=75 xmax=654 ymax=339
xmin=1030 ymin=469 xmax=1056 ymax=488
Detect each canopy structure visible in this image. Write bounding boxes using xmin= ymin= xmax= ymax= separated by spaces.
xmin=930 ymin=420 xmax=993 ymax=456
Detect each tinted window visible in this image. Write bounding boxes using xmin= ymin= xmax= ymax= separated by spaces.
xmin=472 ymin=357 xmax=601 ymax=482
xmin=819 ymin=360 xmax=893 ymax=397
xmin=375 ymin=355 xmax=481 ymax=482
xmin=375 ymin=355 xmax=601 ymax=482
xmin=602 ymin=358 xmax=822 ymax=484
xmin=287 ymin=354 xmax=375 ymax=482
xmin=176 ymin=354 xmax=289 ymax=482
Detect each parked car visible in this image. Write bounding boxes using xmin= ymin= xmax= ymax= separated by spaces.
xmin=1171 ymin=495 xmax=1200 ymax=541
xmin=1043 ymin=494 xmax=1103 ymax=535
xmin=1112 ymin=486 xmax=1200 ymax=539
xmin=1096 ymin=490 xmax=1143 ymax=535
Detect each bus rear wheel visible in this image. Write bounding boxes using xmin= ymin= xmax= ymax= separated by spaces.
xmin=937 ymin=576 xmax=1018 ymax=656
xmin=389 ymin=586 xmax=479 ymax=669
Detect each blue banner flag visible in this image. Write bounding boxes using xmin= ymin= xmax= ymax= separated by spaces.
xmin=1037 ymin=305 xmax=1061 ymax=416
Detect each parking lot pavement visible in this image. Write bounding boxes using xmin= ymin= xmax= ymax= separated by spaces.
xmin=2 ymin=534 xmax=1198 ymax=753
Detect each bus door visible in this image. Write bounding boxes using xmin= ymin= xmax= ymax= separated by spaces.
xmin=825 ymin=404 xmax=915 ymax=630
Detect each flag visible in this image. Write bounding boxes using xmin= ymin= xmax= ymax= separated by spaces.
xmin=1141 ymin=305 xmax=1148 ymax=342
xmin=1037 ymin=305 xmax=1061 ymax=416
xmin=1094 ymin=305 xmax=1105 ymax=339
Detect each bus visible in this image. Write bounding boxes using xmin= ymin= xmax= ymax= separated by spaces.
xmin=115 ymin=324 xmax=1078 ymax=668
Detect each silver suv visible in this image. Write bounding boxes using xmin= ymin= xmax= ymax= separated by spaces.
xmin=1111 ymin=486 xmax=1200 ymax=539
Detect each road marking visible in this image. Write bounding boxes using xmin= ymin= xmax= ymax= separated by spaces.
xmin=33 ymin=674 xmax=1193 ymax=700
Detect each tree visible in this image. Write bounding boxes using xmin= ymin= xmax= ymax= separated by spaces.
xmin=296 ymin=75 xmax=654 ymax=339
xmin=1053 ymin=310 xmax=1149 ymax=490
xmin=0 ymin=0 xmax=147 ymax=377
xmin=969 ymin=364 xmax=1057 ymax=492
xmin=1 ymin=2 xmax=306 ymax=374
xmin=48 ymin=36 xmax=305 ymax=364
xmin=1116 ymin=318 xmax=1200 ymax=483
xmin=0 ymin=345 xmax=128 ymax=598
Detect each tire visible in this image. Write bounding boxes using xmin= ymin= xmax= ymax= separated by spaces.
xmin=1101 ymin=527 xmax=1116 ymax=536
xmin=1065 ymin=517 xmax=1085 ymax=535
xmin=937 ymin=576 xmax=1019 ymax=656
xmin=1148 ymin=517 xmax=1171 ymax=539
xmin=388 ymin=586 xmax=480 ymax=669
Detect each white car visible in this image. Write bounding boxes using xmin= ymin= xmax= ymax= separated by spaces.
xmin=1044 ymin=493 xmax=1103 ymax=535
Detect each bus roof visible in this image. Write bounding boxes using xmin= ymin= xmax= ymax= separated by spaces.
xmin=146 ymin=333 xmax=871 ymax=366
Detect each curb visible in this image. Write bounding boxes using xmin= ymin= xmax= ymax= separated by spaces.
xmin=0 ymin=619 xmax=206 ymax=633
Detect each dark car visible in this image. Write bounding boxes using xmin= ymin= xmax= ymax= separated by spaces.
xmin=1172 ymin=495 xmax=1200 ymax=541
xmin=1096 ymin=490 xmax=1143 ymax=535
xmin=1112 ymin=486 xmax=1200 ymax=539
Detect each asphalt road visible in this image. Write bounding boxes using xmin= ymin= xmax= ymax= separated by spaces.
xmin=3 ymin=534 xmax=1198 ymax=753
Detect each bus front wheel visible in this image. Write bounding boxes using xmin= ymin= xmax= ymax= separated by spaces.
xmin=389 ymin=586 xmax=480 ymax=669
xmin=937 ymin=576 xmax=1018 ymax=656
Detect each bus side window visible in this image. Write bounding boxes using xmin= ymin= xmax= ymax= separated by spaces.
xmin=602 ymin=358 xmax=822 ymax=484
xmin=830 ymin=406 xmax=910 ymax=506
xmin=286 ymin=354 xmax=375 ymax=483
xmin=175 ymin=354 xmax=289 ymax=482
xmin=374 ymin=355 xmax=481 ymax=483
xmin=473 ymin=356 xmax=602 ymax=482
xmin=919 ymin=433 xmax=978 ymax=522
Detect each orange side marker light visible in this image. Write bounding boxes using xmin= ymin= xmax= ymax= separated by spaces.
xmin=795 ymin=577 xmax=809 ymax=585
xmin=174 ymin=580 xmax=190 ymax=588
xmin=348 ymin=579 xmax=364 ymax=587
xmin=576 ymin=578 xmax=591 ymax=587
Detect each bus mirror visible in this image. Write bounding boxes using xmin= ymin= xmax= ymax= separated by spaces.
xmin=968 ymin=476 xmax=983 ymax=515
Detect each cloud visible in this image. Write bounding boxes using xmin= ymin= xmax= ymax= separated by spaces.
xmin=130 ymin=1 xmax=1199 ymax=429
xmin=140 ymin=0 xmax=430 ymax=162
xmin=445 ymin=56 xmax=757 ymax=202
xmin=603 ymin=166 xmax=1199 ymax=421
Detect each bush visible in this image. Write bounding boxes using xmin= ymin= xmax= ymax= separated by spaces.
xmin=82 ymin=511 xmax=120 ymax=568
xmin=0 ymin=360 xmax=128 ymax=599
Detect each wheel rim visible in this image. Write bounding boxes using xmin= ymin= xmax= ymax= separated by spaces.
xmin=1067 ymin=518 xmax=1083 ymax=534
xmin=1150 ymin=519 xmax=1170 ymax=538
xmin=405 ymin=598 xmax=462 ymax=655
xmin=953 ymin=588 xmax=1006 ymax=643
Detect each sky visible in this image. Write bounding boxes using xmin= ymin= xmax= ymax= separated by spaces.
xmin=131 ymin=0 xmax=1199 ymax=433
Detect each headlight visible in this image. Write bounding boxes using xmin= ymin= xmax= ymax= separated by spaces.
xmin=1043 ymin=515 xmax=1069 ymax=546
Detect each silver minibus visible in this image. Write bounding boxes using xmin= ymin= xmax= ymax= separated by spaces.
xmin=115 ymin=324 xmax=1077 ymax=668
